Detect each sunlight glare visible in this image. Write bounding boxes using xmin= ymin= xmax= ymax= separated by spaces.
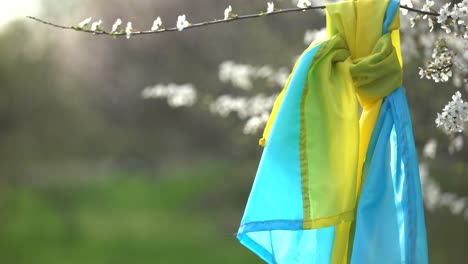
xmin=0 ymin=0 xmax=41 ymax=29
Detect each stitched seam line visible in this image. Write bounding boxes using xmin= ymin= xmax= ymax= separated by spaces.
xmin=303 ymin=210 xmax=356 ymax=229
xmin=300 ymin=42 xmax=328 ymax=226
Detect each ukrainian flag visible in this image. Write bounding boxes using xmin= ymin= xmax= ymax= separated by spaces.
xmin=237 ymin=0 xmax=428 ymax=263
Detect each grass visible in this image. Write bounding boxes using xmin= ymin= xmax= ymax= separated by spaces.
xmin=3 ymin=161 xmax=466 ymax=264
xmin=0 ymin=163 xmax=261 ymax=264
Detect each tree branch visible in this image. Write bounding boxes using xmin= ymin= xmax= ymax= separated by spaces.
xmin=26 ymin=5 xmax=440 ymax=38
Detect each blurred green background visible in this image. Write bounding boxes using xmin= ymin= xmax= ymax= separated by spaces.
xmin=0 ymin=0 xmax=467 ymax=263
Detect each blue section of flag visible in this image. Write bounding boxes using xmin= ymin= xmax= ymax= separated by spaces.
xmin=237 ymin=43 xmax=338 ymax=264
xmin=352 ymin=88 xmax=428 ymax=264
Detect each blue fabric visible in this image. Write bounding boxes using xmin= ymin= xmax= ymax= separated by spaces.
xmin=237 ymin=44 xmax=339 ymax=264
xmin=238 ymin=228 xmax=336 ymax=264
xmin=383 ymin=0 xmax=400 ymax=34
xmin=351 ymin=1 xmax=428 ymax=263
xmin=239 ymin=44 xmax=320 ymax=227
xmin=352 ymin=88 xmax=428 ymax=264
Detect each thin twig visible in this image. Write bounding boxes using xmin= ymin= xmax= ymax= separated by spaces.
xmin=402 ymin=5 xmax=440 ymax=17
xmin=26 ymin=5 xmax=440 ymax=38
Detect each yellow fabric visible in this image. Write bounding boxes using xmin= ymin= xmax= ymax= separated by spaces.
xmin=301 ymin=35 xmax=359 ymax=222
xmin=298 ymin=0 xmax=402 ymax=222
xmin=259 ymin=1 xmax=402 ymax=263
xmin=259 ymin=44 xmax=320 ymax=147
xmin=324 ymin=2 xmax=402 ymax=263
xmin=261 ymin=1 xmax=402 ymax=149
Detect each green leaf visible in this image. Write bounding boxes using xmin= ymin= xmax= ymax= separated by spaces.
xmin=228 ymin=13 xmax=239 ymax=19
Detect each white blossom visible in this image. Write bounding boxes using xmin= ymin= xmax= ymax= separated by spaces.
xmin=427 ymin=18 xmax=434 ymax=32
xmin=243 ymin=113 xmax=270 ymax=135
xmin=219 ymin=61 xmax=288 ymax=90
xmin=209 ymin=94 xmax=277 ymax=120
xmin=406 ymin=0 xmax=468 ymax=87
xmin=420 ymin=161 xmax=468 ymax=218
xmin=423 ymin=138 xmax=437 ymax=159
xmin=78 ymin=17 xmax=92 ymax=28
xmin=297 ymin=0 xmax=312 ymax=9
xmin=176 ymin=14 xmax=189 ymax=31
xmin=418 ymin=40 xmax=454 ymax=83
xmin=435 ymin=91 xmax=468 ymax=133
xmin=452 ymin=1 xmax=468 ymax=24
xmin=421 ymin=1 xmax=431 ymax=20
xmin=410 ymin=17 xmax=417 ymax=28
xmin=142 ymin=83 xmax=197 ymax=107
xmin=111 ymin=18 xmax=122 ymax=33
xmin=448 ymin=134 xmax=464 ymax=154
xmin=419 ymin=162 xmax=429 ymax=184
xmin=90 ymin=19 xmax=102 ymax=31
xmin=422 ymin=176 xmax=442 ymax=211
xmin=400 ymin=0 xmax=413 ymax=15
xmin=450 ymin=198 xmax=466 ymax=215
xmin=219 ymin=61 xmax=253 ymax=90
xmin=125 ymin=22 xmax=133 ymax=39
xmin=151 ymin=17 xmax=162 ymax=31
xmin=267 ymin=2 xmax=275 ymax=14
xmin=209 ymin=92 xmax=277 ymax=135
xmin=224 ymin=5 xmax=233 ymax=20
xmin=437 ymin=3 xmax=451 ymax=25
xmin=304 ymin=28 xmax=327 ymax=45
